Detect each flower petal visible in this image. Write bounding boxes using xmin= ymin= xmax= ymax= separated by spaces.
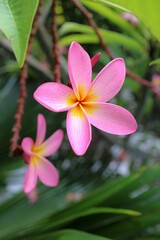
xmin=21 ymin=137 xmax=34 ymax=156
xmin=66 ymin=106 xmax=91 ymax=156
xmin=34 ymin=82 xmax=76 ymax=112
xmin=86 ymin=103 xmax=137 ymax=135
xmin=42 ymin=129 xmax=64 ymax=157
xmin=90 ymin=58 xmax=126 ymax=102
xmin=23 ymin=164 xmax=37 ymax=193
xmin=68 ymin=42 xmax=92 ymax=98
xmin=36 ymin=156 xmax=59 ymax=187
xmin=35 ymin=114 xmax=46 ymax=146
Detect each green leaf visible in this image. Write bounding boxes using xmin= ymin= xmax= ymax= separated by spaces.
xmin=39 ymin=207 xmax=140 ymax=230
xmin=0 ymin=0 xmax=39 ymax=67
xmin=89 ymin=0 xmax=160 ymax=41
xmin=39 ymin=229 xmax=111 ymax=240
xmin=0 ymin=166 xmax=160 ymax=239
xmin=149 ymin=58 xmax=160 ymax=66
xmin=80 ymin=0 xmax=145 ymax=46
xmin=59 ymin=23 xmax=145 ymax=54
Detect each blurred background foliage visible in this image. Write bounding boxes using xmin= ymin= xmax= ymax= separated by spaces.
xmin=0 ymin=0 xmax=160 ymax=239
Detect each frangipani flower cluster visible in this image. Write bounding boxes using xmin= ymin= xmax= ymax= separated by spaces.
xmin=34 ymin=42 xmax=137 ymax=156
xmin=22 ymin=114 xmax=63 ymax=194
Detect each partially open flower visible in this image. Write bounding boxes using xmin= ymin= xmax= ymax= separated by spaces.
xmin=21 ymin=114 xmax=64 ymax=194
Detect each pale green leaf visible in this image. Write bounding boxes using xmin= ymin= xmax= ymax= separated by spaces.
xmin=0 ymin=0 xmax=39 ymax=67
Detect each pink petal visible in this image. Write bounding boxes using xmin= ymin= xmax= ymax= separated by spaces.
xmin=42 ymin=129 xmax=64 ymax=157
xmin=21 ymin=137 xmax=34 ymax=156
xmin=35 ymin=114 xmax=46 ymax=146
xmin=68 ymin=42 xmax=92 ymax=98
xmin=66 ymin=106 xmax=91 ymax=156
xmin=91 ymin=52 xmax=101 ymax=67
xmin=86 ymin=103 xmax=137 ymax=135
xmin=23 ymin=164 xmax=37 ymax=193
xmin=36 ymin=156 xmax=59 ymax=187
xmin=90 ymin=58 xmax=126 ymax=102
xmin=34 ymin=82 xmax=76 ymax=112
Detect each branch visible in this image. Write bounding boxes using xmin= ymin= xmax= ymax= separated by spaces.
xmin=51 ymin=0 xmax=61 ymax=83
xmin=126 ymin=69 xmax=153 ymax=88
xmin=72 ymin=0 xmax=114 ymax=59
xmin=72 ymin=0 xmax=153 ymax=88
xmin=10 ymin=1 xmax=42 ymax=156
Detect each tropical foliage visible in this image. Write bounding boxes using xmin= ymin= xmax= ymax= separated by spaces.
xmin=0 ymin=0 xmax=160 ymax=239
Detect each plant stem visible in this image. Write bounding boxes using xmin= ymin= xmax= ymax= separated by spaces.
xmin=51 ymin=0 xmax=61 ymax=83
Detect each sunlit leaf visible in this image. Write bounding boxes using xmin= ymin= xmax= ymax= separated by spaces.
xmin=87 ymin=0 xmax=160 ymax=40
xmin=80 ymin=0 xmax=145 ymax=46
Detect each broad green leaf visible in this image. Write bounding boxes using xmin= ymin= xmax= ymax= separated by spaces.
xmin=89 ymin=0 xmax=160 ymax=41
xmin=149 ymin=58 xmax=160 ymax=66
xmin=59 ymin=23 xmax=145 ymax=54
xmin=0 ymin=0 xmax=39 ymax=67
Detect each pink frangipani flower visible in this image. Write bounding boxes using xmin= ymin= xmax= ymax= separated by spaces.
xmin=21 ymin=114 xmax=64 ymax=193
xmin=34 ymin=42 xmax=137 ymax=156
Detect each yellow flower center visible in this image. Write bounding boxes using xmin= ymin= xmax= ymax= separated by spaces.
xmin=66 ymin=85 xmax=98 ymax=116
xmin=31 ymin=144 xmax=44 ymax=156
xmin=29 ymin=144 xmax=44 ymax=166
